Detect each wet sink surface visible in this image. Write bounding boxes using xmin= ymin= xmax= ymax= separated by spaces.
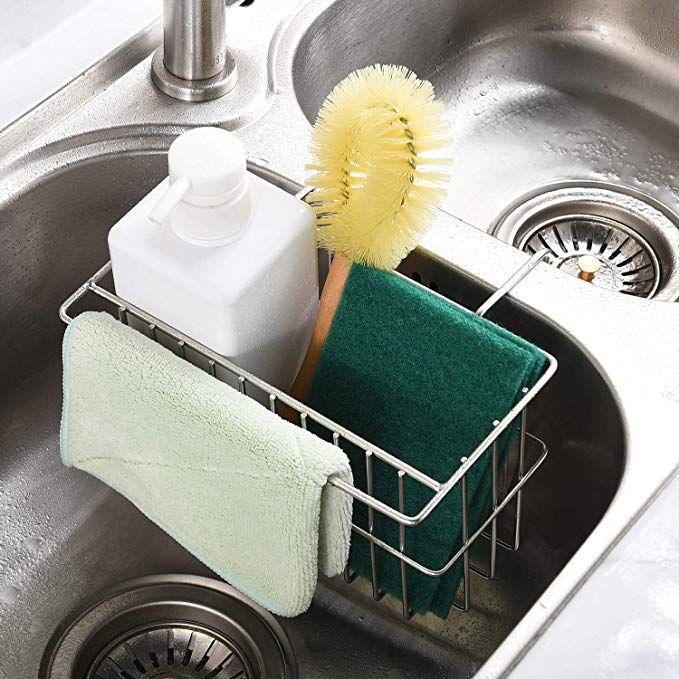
xmin=292 ymin=0 xmax=679 ymax=298
xmin=0 ymin=150 xmax=623 ymax=678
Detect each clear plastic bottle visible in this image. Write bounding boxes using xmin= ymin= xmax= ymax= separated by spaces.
xmin=108 ymin=127 xmax=319 ymax=391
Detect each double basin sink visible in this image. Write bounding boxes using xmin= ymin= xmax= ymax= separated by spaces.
xmin=0 ymin=1 xmax=678 ymax=677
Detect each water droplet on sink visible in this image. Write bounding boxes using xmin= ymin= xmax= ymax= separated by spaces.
xmin=25 ymin=537 xmax=41 ymax=554
xmin=0 ymin=585 xmax=21 ymax=604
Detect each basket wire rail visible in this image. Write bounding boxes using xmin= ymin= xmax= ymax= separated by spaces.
xmin=60 ymin=200 xmax=557 ymax=621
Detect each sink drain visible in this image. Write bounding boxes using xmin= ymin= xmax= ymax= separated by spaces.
xmin=40 ymin=575 xmax=297 ymax=679
xmin=92 ymin=625 xmax=246 ymax=679
xmin=520 ymin=214 xmax=660 ymax=297
xmin=491 ymin=183 xmax=679 ymax=300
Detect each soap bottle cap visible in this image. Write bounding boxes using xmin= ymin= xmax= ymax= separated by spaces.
xmin=149 ymin=127 xmax=252 ymax=245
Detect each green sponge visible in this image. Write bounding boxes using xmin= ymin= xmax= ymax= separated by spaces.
xmin=305 ymin=264 xmax=545 ymax=617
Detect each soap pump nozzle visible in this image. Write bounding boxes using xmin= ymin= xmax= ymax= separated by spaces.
xmin=149 ymin=176 xmax=191 ymax=225
xmin=148 ymin=126 xmax=252 ymax=246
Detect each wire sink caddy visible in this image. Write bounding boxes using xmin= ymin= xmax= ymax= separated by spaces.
xmin=60 ymin=197 xmax=557 ymax=621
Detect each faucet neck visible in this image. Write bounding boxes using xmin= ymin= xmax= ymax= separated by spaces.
xmin=152 ymin=0 xmax=239 ymax=102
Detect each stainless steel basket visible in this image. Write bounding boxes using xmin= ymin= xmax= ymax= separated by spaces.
xmin=60 ymin=192 xmax=557 ymax=621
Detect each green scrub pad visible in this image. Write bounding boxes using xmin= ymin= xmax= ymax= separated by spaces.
xmin=305 ymin=264 xmax=546 ymax=617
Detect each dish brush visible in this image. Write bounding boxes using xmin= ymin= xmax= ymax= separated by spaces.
xmin=307 ymin=64 xmax=452 ymax=270
xmin=290 ymin=64 xmax=451 ymax=402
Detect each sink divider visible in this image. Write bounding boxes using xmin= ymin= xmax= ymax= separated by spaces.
xmin=59 ymin=192 xmax=557 ymax=621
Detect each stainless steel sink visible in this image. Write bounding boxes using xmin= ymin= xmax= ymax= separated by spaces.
xmin=0 ymin=143 xmax=622 ymax=678
xmin=0 ymin=1 xmax=678 ymax=678
xmin=291 ymin=0 xmax=679 ymax=299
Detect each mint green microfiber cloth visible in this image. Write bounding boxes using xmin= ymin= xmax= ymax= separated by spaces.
xmin=61 ymin=311 xmax=353 ymax=617
xmin=305 ymin=265 xmax=546 ymax=618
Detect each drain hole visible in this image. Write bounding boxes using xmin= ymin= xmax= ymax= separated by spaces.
xmin=94 ymin=627 xmax=244 ymax=679
xmin=521 ymin=215 xmax=659 ymax=297
xmin=126 ymin=643 xmax=146 ymax=674
xmin=40 ymin=575 xmax=297 ymax=679
xmin=184 ymin=629 xmax=196 ymax=666
xmin=490 ymin=184 xmax=679 ymax=299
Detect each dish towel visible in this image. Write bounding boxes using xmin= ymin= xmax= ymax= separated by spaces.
xmin=61 ymin=311 xmax=353 ymax=617
xmin=305 ymin=264 xmax=546 ymax=618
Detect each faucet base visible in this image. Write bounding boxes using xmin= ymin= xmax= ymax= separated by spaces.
xmin=151 ymin=48 xmax=237 ymax=102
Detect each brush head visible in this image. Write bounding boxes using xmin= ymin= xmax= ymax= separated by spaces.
xmin=307 ymin=64 xmax=452 ymax=270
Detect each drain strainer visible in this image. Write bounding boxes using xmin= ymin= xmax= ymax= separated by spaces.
xmin=92 ymin=625 xmax=247 ymax=679
xmin=520 ymin=214 xmax=660 ymax=297
xmin=491 ymin=183 xmax=679 ymax=300
xmin=40 ymin=575 xmax=297 ymax=679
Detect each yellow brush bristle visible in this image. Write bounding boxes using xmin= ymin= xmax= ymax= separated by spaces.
xmin=307 ymin=64 xmax=452 ymax=270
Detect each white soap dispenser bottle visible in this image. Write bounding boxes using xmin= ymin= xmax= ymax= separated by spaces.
xmin=108 ymin=127 xmax=319 ymax=391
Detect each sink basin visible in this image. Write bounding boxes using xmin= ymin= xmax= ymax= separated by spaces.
xmin=0 ymin=145 xmax=623 ymax=677
xmin=292 ymin=0 xmax=679 ymax=299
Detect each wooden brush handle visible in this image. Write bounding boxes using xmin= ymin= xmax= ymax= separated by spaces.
xmin=284 ymin=255 xmax=351 ymax=419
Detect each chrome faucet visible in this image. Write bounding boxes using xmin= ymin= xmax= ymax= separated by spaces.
xmin=152 ymin=0 xmax=241 ymax=102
